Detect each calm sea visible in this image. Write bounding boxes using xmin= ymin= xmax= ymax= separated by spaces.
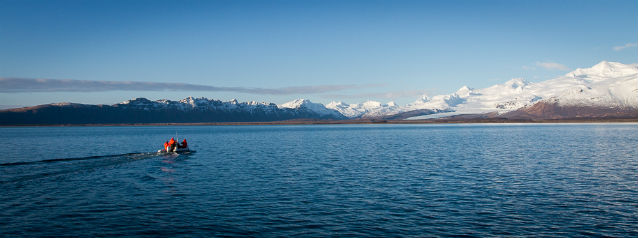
xmin=0 ymin=124 xmax=636 ymax=237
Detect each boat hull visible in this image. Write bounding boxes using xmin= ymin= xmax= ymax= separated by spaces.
xmin=158 ymin=146 xmax=191 ymax=154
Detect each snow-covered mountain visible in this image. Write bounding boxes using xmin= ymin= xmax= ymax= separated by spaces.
xmin=0 ymin=97 xmax=344 ymax=125
xmin=320 ymin=61 xmax=637 ymax=119
xmin=3 ymin=61 xmax=635 ymax=125
xmin=119 ymin=96 xmax=282 ymax=113
xmin=439 ymin=61 xmax=638 ymax=115
xmin=96 ymin=61 xmax=638 ymax=120
xmin=325 ymin=100 xmax=401 ymax=118
xmin=278 ymin=99 xmax=344 ymax=118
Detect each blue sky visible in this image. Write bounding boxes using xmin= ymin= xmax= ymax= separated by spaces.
xmin=1 ymin=0 xmax=636 ymax=107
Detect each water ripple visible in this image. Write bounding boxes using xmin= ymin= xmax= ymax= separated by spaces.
xmin=0 ymin=124 xmax=636 ymax=237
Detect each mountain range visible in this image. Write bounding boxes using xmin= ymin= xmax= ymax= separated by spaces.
xmin=1 ymin=61 xmax=636 ymax=125
xmin=324 ymin=61 xmax=637 ymax=119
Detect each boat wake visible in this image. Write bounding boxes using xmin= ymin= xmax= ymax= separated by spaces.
xmin=0 ymin=152 xmax=179 ymax=184
xmin=0 ymin=152 xmax=158 ymax=167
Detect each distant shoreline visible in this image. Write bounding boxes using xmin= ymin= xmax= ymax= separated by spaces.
xmin=1 ymin=118 xmax=636 ymax=127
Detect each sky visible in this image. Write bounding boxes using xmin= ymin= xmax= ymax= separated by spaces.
xmin=1 ymin=0 xmax=637 ymax=108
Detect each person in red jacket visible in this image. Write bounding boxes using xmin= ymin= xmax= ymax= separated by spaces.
xmin=181 ymin=139 xmax=188 ymax=148
xmin=168 ymin=137 xmax=176 ymax=151
xmin=163 ymin=141 xmax=169 ymax=152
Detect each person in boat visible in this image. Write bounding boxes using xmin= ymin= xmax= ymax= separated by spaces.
xmin=180 ymin=139 xmax=188 ymax=148
xmin=164 ymin=141 xmax=169 ymax=152
xmin=168 ymin=137 xmax=176 ymax=151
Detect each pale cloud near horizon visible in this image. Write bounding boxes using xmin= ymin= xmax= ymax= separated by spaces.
xmin=536 ymin=61 xmax=570 ymax=71
xmin=0 ymin=104 xmax=24 ymax=110
xmin=0 ymin=77 xmax=379 ymax=95
xmin=321 ymin=89 xmax=427 ymax=102
xmin=613 ymin=42 xmax=637 ymax=51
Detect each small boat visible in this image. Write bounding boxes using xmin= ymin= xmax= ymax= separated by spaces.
xmin=158 ymin=146 xmax=190 ymax=153
xmin=158 ymin=140 xmax=191 ymax=154
xmin=157 ymin=138 xmax=191 ymax=154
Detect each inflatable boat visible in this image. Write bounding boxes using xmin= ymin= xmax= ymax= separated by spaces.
xmin=158 ymin=145 xmax=190 ymax=154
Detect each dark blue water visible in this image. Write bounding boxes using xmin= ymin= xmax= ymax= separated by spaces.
xmin=0 ymin=124 xmax=636 ymax=237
